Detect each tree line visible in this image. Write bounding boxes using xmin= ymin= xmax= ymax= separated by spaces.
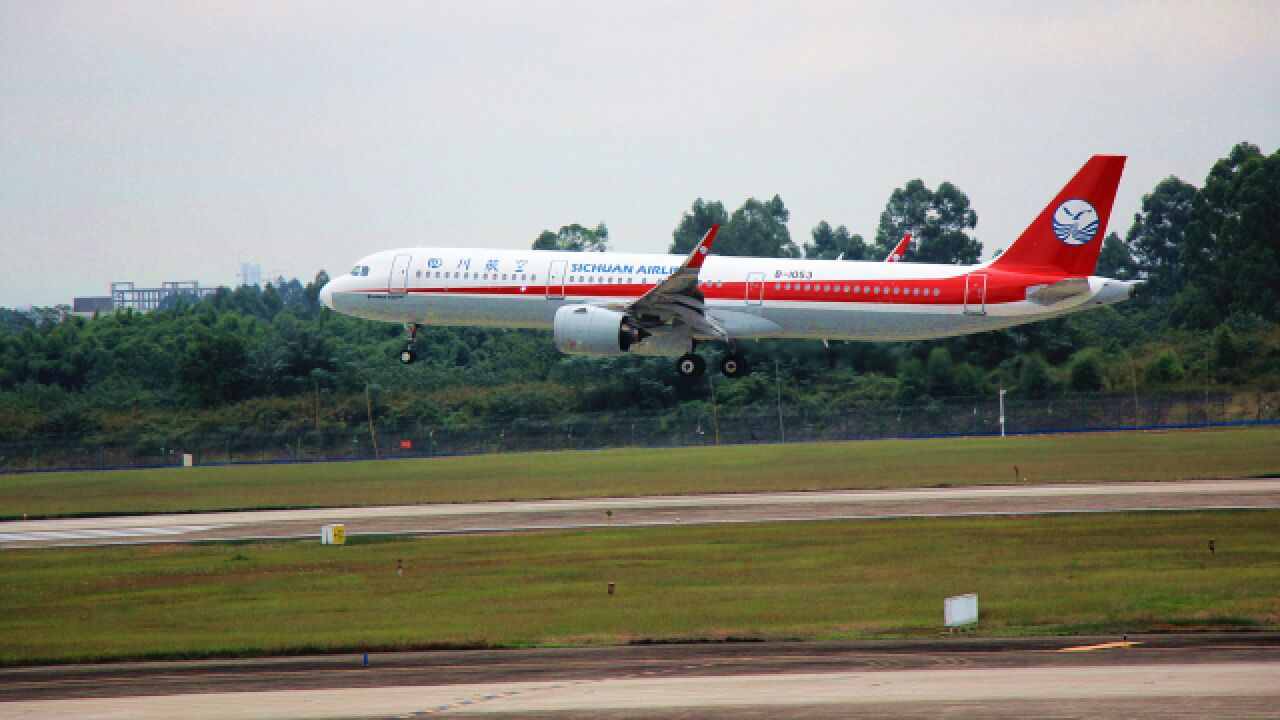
xmin=1 ymin=141 xmax=1277 ymax=443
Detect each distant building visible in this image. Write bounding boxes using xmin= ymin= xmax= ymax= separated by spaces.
xmin=71 ymin=296 xmax=113 ymax=316
xmin=238 ymin=262 xmax=263 ymax=287
xmin=109 ymin=281 xmax=218 ymax=312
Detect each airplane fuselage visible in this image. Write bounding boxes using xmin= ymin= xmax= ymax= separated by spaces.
xmin=321 ymin=247 xmax=1133 ymax=345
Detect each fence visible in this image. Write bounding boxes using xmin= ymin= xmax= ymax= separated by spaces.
xmin=1 ymin=390 xmax=1277 ymax=472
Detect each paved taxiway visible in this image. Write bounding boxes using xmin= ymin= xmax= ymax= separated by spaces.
xmin=1 ymin=478 xmax=1277 ymax=548
xmin=3 ymin=635 xmax=1277 ymax=718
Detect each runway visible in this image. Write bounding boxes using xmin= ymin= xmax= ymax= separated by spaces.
xmin=3 ymin=635 xmax=1277 ymax=718
xmin=2 ymin=478 xmax=1277 ymax=548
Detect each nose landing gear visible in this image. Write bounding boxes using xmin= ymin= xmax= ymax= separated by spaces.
xmin=400 ymin=323 xmax=421 ymax=365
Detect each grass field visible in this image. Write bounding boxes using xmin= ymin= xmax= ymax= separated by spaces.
xmin=2 ymin=426 xmax=1278 ymax=519
xmin=2 ymin=509 xmax=1276 ymax=665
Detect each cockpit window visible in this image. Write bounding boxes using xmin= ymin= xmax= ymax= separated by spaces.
xmin=361 ymin=266 xmax=370 ymax=276
xmin=351 ymin=266 xmax=361 ymax=276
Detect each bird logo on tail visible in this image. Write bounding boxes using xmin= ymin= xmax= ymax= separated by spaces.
xmin=1052 ymin=199 xmax=1100 ymax=246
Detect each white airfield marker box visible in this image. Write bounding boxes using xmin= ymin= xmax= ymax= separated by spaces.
xmin=945 ymin=593 xmax=979 ymax=628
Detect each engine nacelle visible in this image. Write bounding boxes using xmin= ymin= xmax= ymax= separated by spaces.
xmin=553 ymin=305 xmax=635 ymax=356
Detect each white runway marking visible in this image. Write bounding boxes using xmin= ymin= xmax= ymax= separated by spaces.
xmin=0 ymin=525 xmax=229 ymax=544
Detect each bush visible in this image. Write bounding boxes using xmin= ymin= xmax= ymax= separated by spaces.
xmin=1068 ymin=350 xmax=1104 ymax=392
xmin=1145 ymin=350 xmax=1185 ymax=384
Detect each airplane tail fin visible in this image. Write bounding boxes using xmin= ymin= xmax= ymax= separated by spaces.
xmin=989 ymin=155 xmax=1125 ymax=276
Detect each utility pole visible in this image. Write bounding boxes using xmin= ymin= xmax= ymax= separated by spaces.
xmin=1124 ymin=350 xmax=1140 ymax=427
xmin=708 ymin=373 xmax=721 ymax=446
xmin=775 ymin=359 xmax=785 ymax=443
xmin=365 ymin=382 xmax=380 ymax=460
xmin=998 ymin=386 xmax=1007 ymax=438
xmin=314 ymin=378 xmax=321 ymax=452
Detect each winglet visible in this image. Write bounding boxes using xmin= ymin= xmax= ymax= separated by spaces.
xmin=885 ymin=232 xmax=912 ymax=262
xmin=686 ymin=224 xmax=719 ymax=270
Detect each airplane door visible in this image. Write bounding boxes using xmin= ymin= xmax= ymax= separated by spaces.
xmin=963 ymin=272 xmax=987 ymax=315
xmin=390 ymin=254 xmax=412 ymax=295
xmin=745 ymin=272 xmax=765 ymax=306
xmin=546 ymin=260 xmax=567 ymax=299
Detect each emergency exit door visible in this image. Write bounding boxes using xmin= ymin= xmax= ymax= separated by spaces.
xmin=963 ymin=272 xmax=987 ymax=315
xmin=745 ymin=272 xmax=765 ymax=306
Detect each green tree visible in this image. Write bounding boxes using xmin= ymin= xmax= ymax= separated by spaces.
xmin=1211 ymin=324 xmax=1241 ymax=369
xmin=178 ymin=325 xmax=250 ymax=405
xmin=533 ymin=222 xmax=610 ymax=252
xmin=925 ymin=347 xmax=957 ymax=396
xmin=1017 ymin=355 xmax=1055 ymax=396
xmin=1180 ymin=142 xmax=1280 ymax=324
xmin=670 ymin=199 xmax=729 ymax=254
xmin=1144 ymin=349 xmax=1184 ymax=384
xmin=873 ymin=180 xmax=980 ymax=264
xmin=805 ymin=221 xmax=870 ymax=260
xmin=1067 ymin=349 xmax=1104 ymax=392
xmin=671 ymin=196 xmax=799 ymax=258
xmin=1096 ymin=232 xmax=1138 ymax=280
xmin=1128 ymin=175 xmax=1197 ymax=298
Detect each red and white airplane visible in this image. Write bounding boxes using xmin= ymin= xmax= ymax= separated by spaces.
xmin=321 ymin=156 xmax=1133 ymax=378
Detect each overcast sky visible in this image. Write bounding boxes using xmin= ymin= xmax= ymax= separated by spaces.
xmin=1 ymin=1 xmax=1277 ymax=307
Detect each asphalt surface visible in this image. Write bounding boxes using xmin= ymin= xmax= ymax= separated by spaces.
xmin=3 ymin=635 xmax=1277 ymax=718
xmin=1 ymin=478 xmax=1277 ymax=549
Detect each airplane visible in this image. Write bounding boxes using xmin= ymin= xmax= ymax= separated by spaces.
xmin=321 ymin=155 xmax=1134 ymax=379
xmin=885 ymin=233 xmax=912 ymax=262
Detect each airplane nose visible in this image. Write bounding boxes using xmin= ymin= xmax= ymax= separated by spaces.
xmin=319 ymin=279 xmax=335 ymax=309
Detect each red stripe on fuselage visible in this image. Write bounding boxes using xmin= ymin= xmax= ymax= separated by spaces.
xmin=352 ymin=270 xmax=1074 ymax=306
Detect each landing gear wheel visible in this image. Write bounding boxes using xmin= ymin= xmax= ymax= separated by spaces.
xmin=676 ymin=353 xmax=706 ymax=379
xmin=719 ymin=352 xmax=751 ymax=378
xmin=399 ymin=349 xmax=418 ymax=365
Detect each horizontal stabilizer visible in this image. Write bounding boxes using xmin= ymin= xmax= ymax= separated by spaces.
xmin=1026 ymin=277 xmax=1089 ymax=304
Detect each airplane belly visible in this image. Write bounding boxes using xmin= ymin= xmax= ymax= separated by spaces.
xmin=749 ymin=301 xmax=1056 ymax=341
xmin=332 ymin=292 xmax=557 ymax=328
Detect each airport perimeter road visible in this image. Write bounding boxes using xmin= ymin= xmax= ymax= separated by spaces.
xmin=2 ymin=478 xmax=1278 ymax=548
xmin=2 ymin=635 xmax=1277 ymax=718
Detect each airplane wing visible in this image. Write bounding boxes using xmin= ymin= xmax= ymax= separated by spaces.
xmin=623 ymin=225 xmax=725 ymax=338
xmin=1026 ymin=277 xmax=1090 ymax=304
xmin=884 ymin=232 xmax=912 ymax=262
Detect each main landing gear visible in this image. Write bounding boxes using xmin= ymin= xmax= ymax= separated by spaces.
xmin=399 ymin=323 xmax=421 ymax=365
xmin=675 ymin=348 xmax=752 ymax=379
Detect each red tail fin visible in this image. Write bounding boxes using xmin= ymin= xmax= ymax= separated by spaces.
xmin=990 ymin=155 xmax=1125 ymax=276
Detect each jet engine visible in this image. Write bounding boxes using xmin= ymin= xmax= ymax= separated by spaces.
xmin=553 ymin=305 xmax=638 ymax=356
